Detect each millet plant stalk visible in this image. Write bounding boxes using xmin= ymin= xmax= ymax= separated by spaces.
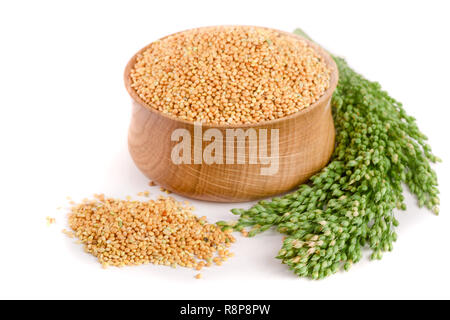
xmin=218 ymin=29 xmax=440 ymax=279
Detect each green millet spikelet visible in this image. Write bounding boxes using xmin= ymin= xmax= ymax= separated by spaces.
xmin=219 ymin=29 xmax=440 ymax=280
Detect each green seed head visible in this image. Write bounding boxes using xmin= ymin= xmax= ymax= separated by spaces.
xmin=223 ymin=29 xmax=440 ymax=280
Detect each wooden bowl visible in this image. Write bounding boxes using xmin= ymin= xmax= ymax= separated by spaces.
xmin=124 ymin=26 xmax=338 ymax=202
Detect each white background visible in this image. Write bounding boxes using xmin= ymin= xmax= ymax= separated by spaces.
xmin=1 ymin=0 xmax=449 ymax=300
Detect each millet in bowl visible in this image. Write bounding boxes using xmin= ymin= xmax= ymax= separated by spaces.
xmin=130 ymin=26 xmax=331 ymax=125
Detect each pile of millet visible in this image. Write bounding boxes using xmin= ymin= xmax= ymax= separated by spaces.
xmin=66 ymin=194 xmax=235 ymax=270
xmin=130 ymin=26 xmax=330 ymax=124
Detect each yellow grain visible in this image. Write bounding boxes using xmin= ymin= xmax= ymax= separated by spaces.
xmin=66 ymin=194 xmax=235 ymax=271
xmin=130 ymin=26 xmax=330 ymax=125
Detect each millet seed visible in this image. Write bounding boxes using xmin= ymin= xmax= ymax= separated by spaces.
xmin=46 ymin=216 xmax=56 ymax=226
xmin=66 ymin=194 xmax=235 ymax=269
xmin=130 ymin=26 xmax=330 ymax=125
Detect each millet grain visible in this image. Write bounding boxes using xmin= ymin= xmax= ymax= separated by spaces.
xmin=66 ymin=194 xmax=235 ymax=270
xmin=130 ymin=26 xmax=330 ymax=125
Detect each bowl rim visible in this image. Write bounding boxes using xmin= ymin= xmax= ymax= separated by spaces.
xmin=124 ymin=25 xmax=339 ymax=129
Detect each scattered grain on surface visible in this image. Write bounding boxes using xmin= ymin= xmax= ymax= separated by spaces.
xmin=65 ymin=194 xmax=235 ymax=270
xmin=62 ymin=229 xmax=74 ymax=238
xmin=159 ymin=187 xmax=172 ymax=194
xmin=46 ymin=216 xmax=56 ymax=226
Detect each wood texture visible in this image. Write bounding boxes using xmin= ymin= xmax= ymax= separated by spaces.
xmin=124 ymin=27 xmax=338 ymax=202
